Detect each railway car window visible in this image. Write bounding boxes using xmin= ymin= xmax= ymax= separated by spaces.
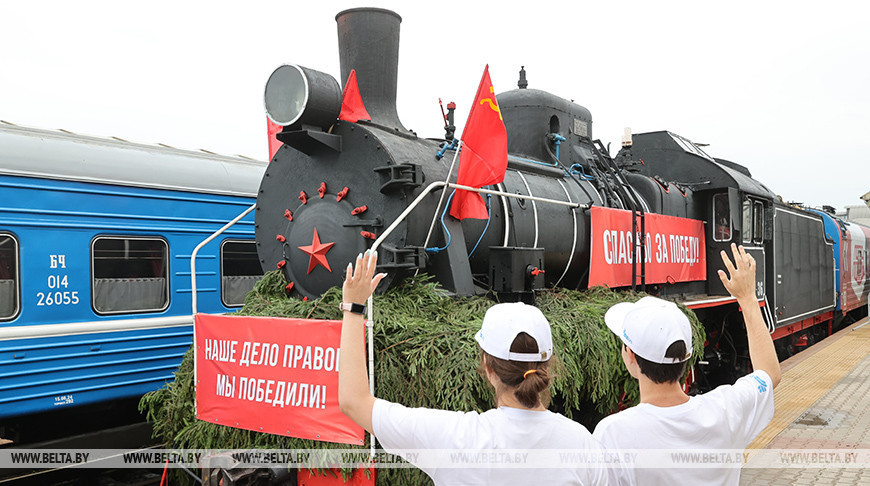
xmin=713 ymin=194 xmax=731 ymax=241
xmin=753 ymin=201 xmax=764 ymax=244
xmin=221 ymin=240 xmax=263 ymax=307
xmin=91 ymin=237 xmax=168 ymax=314
xmin=0 ymin=234 xmax=19 ymax=320
xmin=742 ymin=200 xmax=752 ymax=244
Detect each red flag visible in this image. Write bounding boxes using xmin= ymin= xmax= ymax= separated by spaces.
xmin=338 ymin=69 xmax=371 ymax=123
xmin=266 ymin=117 xmax=282 ymax=160
xmin=450 ymin=65 xmax=508 ymax=220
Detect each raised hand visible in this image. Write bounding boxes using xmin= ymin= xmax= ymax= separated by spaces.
xmin=717 ymin=243 xmax=756 ymax=302
xmin=342 ymin=250 xmax=387 ymax=306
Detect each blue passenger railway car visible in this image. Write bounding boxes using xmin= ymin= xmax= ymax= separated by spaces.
xmin=0 ymin=122 xmax=265 ymax=440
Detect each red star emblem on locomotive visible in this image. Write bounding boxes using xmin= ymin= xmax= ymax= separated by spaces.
xmin=297 ymin=228 xmax=335 ymax=274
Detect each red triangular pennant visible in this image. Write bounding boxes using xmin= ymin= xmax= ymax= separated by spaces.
xmin=338 ymin=69 xmax=371 ymax=123
xmin=266 ymin=117 xmax=282 ymax=160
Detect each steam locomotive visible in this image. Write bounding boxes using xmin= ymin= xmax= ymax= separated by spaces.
xmin=256 ymin=8 xmax=869 ymax=382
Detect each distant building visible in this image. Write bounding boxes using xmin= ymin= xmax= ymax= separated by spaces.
xmin=840 ymin=204 xmax=870 ymax=227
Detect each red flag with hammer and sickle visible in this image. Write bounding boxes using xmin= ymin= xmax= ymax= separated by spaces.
xmin=450 ymin=65 xmax=508 ymax=220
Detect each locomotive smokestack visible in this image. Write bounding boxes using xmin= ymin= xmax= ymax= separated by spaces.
xmin=335 ymin=8 xmax=406 ymax=132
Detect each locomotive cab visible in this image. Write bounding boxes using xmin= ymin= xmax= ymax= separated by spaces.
xmin=709 ymin=189 xmax=769 ymax=299
xmin=618 ymin=132 xmax=774 ymax=299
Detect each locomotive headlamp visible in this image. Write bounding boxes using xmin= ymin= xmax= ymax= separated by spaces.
xmin=264 ymin=64 xmax=341 ymax=129
xmin=622 ymin=127 xmax=633 ymax=148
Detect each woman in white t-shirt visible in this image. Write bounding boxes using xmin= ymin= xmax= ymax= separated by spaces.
xmin=337 ymin=251 xmax=610 ymax=485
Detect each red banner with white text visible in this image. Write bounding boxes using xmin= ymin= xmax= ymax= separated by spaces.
xmin=589 ymin=207 xmax=706 ymax=288
xmin=195 ymin=314 xmax=364 ymax=445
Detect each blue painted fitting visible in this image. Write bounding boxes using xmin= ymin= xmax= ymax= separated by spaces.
xmin=551 ymin=133 xmax=566 ymax=161
xmin=436 ymin=138 xmax=459 ymax=160
xmin=568 ymin=163 xmax=595 ymax=180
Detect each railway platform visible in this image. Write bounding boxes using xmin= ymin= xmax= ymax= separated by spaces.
xmin=740 ymin=316 xmax=870 ymax=485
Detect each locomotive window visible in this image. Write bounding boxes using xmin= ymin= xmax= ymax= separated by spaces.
xmin=0 ymin=234 xmax=19 ymax=321
xmin=221 ymin=240 xmax=263 ymax=307
xmin=713 ymin=194 xmax=731 ymax=242
xmin=742 ymin=200 xmax=752 ymax=244
xmin=549 ymin=115 xmax=561 ymax=135
xmin=753 ymin=201 xmax=764 ymax=244
xmin=91 ymin=237 xmax=169 ymax=314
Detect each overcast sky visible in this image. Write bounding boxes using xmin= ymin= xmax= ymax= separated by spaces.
xmin=2 ymin=1 xmax=867 ymax=211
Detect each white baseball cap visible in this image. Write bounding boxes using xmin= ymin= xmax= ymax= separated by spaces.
xmin=604 ymin=296 xmax=692 ymax=364
xmin=475 ymin=302 xmax=554 ymax=362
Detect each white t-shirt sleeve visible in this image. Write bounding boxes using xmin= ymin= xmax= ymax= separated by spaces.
xmin=720 ymin=369 xmax=775 ymax=446
xmin=591 ymin=415 xmax=617 ymax=449
xmin=593 ymin=416 xmax=636 ymax=486
xmin=372 ymin=398 xmax=475 ymax=452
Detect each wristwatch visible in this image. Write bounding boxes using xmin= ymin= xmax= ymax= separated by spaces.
xmin=339 ymin=302 xmax=366 ymax=315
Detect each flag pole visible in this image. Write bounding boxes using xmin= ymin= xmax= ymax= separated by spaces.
xmin=421 ymin=139 xmax=462 ymax=251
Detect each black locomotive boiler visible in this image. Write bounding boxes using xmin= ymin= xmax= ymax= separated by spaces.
xmin=257 ymin=8 xmax=648 ymax=299
xmin=255 ymin=8 xmax=852 ymax=382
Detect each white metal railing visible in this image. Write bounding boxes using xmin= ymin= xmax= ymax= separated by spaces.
xmin=190 ymin=202 xmax=257 ymax=420
xmin=365 ymin=180 xmax=586 ymax=453
xmin=190 ymin=203 xmax=257 ymax=314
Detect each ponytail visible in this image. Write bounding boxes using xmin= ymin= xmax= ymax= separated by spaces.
xmin=483 ymin=332 xmax=552 ymax=408
xmin=513 ymin=365 xmax=550 ymax=408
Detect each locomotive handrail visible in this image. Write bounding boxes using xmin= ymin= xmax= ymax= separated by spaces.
xmin=422 ymin=141 xmax=462 ymax=251
xmin=190 ymin=203 xmax=258 ymax=315
xmin=365 ymin=179 xmax=586 ymax=453
xmin=516 ymin=172 xmax=541 ymax=247
xmin=189 ymin=202 xmax=256 ymax=421
xmin=374 ymin=180 xmax=586 ymax=268
xmin=554 ymin=179 xmax=579 ymax=288
xmin=446 ymin=182 xmax=586 ymax=208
